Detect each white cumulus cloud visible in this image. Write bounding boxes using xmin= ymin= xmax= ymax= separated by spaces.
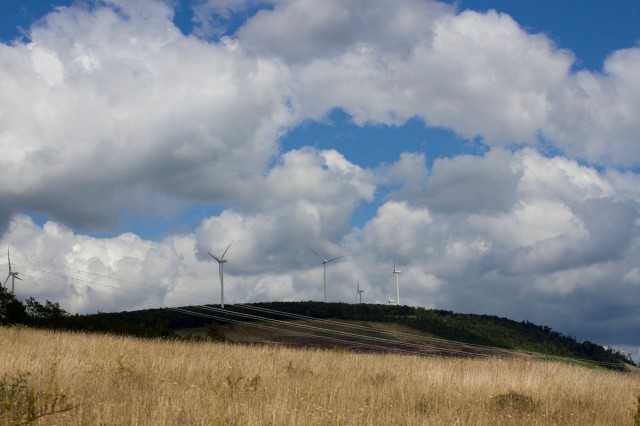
xmin=2 ymin=0 xmax=640 ymax=349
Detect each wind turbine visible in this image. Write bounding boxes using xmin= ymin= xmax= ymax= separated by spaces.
xmin=387 ymin=295 xmax=395 ymax=305
xmin=356 ymin=276 xmax=364 ymax=304
xmin=309 ymin=246 xmax=343 ymax=302
xmin=393 ymin=262 xmax=402 ymax=306
xmin=4 ymin=247 xmax=22 ymax=294
xmin=208 ymin=244 xmax=231 ymax=309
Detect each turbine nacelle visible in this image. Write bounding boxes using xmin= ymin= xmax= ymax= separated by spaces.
xmin=4 ymin=247 xmax=22 ymax=294
xmin=309 ymin=246 xmax=343 ymax=265
xmin=309 ymin=246 xmax=344 ymax=303
xmin=208 ymin=244 xmax=231 ymax=264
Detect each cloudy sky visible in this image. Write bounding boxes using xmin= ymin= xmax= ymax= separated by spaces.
xmin=2 ymin=0 xmax=640 ymax=352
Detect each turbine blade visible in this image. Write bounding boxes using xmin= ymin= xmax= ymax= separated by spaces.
xmin=7 ymin=248 xmax=10 ymax=272
xmin=308 ymin=246 xmax=327 ymax=262
xmin=4 ymin=276 xmax=9 ymax=286
xmin=208 ymin=252 xmax=222 ymax=263
xmin=326 ymin=255 xmax=344 ymax=263
xmin=221 ymin=244 xmax=232 ymax=260
xmin=15 ymin=276 xmax=23 ymax=281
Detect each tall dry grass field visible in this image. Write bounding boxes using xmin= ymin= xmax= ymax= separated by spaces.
xmin=1 ymin=326 xmax=639 ymax=425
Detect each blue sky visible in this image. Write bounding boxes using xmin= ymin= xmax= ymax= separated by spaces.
xmin=2 ymin=0 xmax=640 ymax=354
xmin=195 ymin=0 xmax=640 ymax=72
xmin=451 ymin=0 xmax=640 ymax=71
xmin=5 ymin=1 xmax=637 ymax=69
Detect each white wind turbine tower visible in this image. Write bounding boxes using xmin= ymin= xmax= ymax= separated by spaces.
xmin=393 ymin=262 xmax=402 ymax=306
xmin=208 ymin=244 xmax=231 ymax=309
xmin=309 ymin=246 xmax=343 ymax=303
xmin=356 ymin=275 xmax=364 ymax=304
xmin=4 ymin=247 xmax=22 ymax=294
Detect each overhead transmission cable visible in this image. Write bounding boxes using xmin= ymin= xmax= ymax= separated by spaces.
xmin=1 ymin=256 xmax=626 ymax=368
xmin=4 ymin=257 xmax=499 ymax=359
xmin=168 ymin=305 xmax=625 ymax=368
xmin=230 ymin=303 xmax=627 ymax=368
xmin=233 ymin=303 xmax=518 ymax=356
xmin=167 ymin=307 xmax=483 ymax=359
xmin=5 ymin=255 xmax=495 ymax=358
xmin=180 ymin=304 xmax=490 ymax=358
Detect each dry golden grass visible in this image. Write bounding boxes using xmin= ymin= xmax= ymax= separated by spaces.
xmin=1 ymin=325 xmax=639 ymax=425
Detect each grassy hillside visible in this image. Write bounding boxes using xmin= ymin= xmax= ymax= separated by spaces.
xmin=53 ymin=301 xmax=632 ymax=368
xmin=1 ymin=326 xmax=638 ymax=425
xmin=1 ymin=288 xmax=630 ymax=368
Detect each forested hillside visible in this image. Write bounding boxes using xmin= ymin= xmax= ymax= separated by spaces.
xmin=1 ymin=288 xmax=631 ymax=368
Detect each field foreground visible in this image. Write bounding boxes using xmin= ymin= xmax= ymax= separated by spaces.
xmin=1 ymin=326 xmax=639 ymax=425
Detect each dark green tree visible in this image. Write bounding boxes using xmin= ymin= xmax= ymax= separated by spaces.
xmin=24 ymin=297 xmax=69 ymax=328
xmin=0 ymin=286 xmax=28 ymax=325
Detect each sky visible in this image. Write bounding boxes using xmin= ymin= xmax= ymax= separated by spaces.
xmin=1 ymin=0 xmax=640 ymax=354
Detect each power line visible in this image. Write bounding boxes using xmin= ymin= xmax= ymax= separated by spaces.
xmin=4 ymin=256 xmax=494 ymax=359
xmin=4 ymin=256 xmax=479 ymax=358
xmin=18 ymin=272 xmax=116 ymax=298
xmin=188 ymin=304 xmax=491 ymax=358
xmin=168 ymin=306 xmax=485 ymax=359
xmin=234 ymin=303 xmax=518 ymax=356
xmin=1 ymin=255 xmax=203 ymax=302
xmin=230 ymin=303 xmax=626 ymax=368
xmin=5 ymin=253 xmax=499 ymax=358
xmin=0 ymin=255 xmax=625 ymax=368
xmin=168 ymin=305 xmax=624 ymax=368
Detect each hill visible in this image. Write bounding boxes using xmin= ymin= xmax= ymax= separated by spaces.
xmin=0 ymin=288 xmax=631 ymax=368
xmin=39 ymin=299 xmax=632 ymax=369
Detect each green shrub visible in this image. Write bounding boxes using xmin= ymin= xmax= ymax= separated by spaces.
xmin=205 ymin=324 xmax=227 ymax=342
xmin=491 ymin=390 xmax=540 ymax=414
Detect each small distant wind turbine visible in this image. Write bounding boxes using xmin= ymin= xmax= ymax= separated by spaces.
xmin=393 ymin=262 xmax=402 ymax=306
xmin=356 ymin=276 xmax=364 ymax=304
xmin=4 ymin=247 xmax=22 ymax=294
xmin=387 ymin=295 xmax=395 ymax=305
xmin=309 ymin=246 xmax=343 ymax=302
xmin=208 ymin=244 xmax=231 ymax=309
